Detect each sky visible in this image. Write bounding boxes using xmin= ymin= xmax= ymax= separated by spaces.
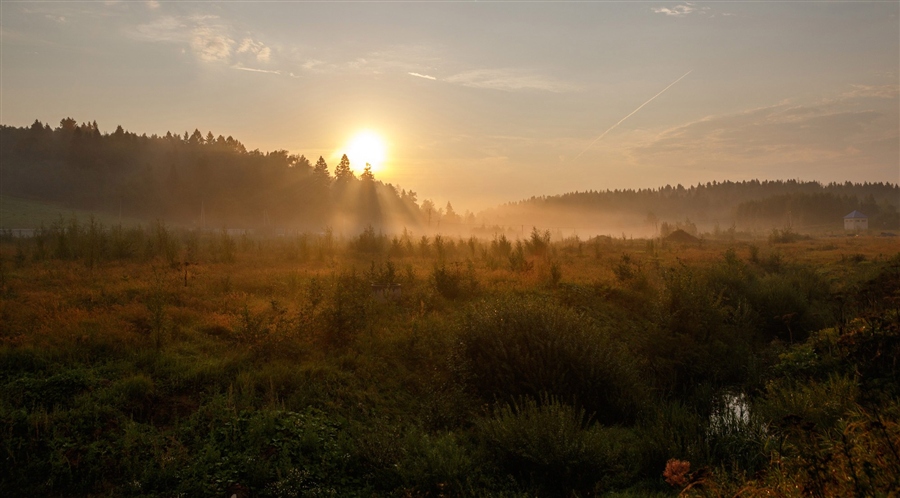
xmin=1 ymin=1 xmax=898 ymax=211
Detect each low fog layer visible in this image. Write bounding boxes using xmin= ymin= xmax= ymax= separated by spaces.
xmin=2 ymin=119 xmax=898 ymax=239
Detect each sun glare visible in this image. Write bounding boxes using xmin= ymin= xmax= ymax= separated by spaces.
xmin=343 ymin=131 xmax=387 ymax=173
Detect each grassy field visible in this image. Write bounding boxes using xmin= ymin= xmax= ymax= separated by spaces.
xmin=0 ymin=194 xmax=146 ymax=230
xmin=1 ymin=222 xmax=897 ymax=497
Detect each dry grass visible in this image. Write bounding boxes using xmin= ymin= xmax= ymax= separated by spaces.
xmin=1 ymin=228 xmax=897 ymax=496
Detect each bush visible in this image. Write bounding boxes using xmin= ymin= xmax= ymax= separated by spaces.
xmin=455 ymin=296 xmax=645 ymax=425
xmin=431 ymin=262 xmax=477 ymax=300
xmin=508 ymin=241 xmax=533 ymax=273
xmin=3 ymin=370 xmax=92 ymax=410
xmin=768 ymin=227 xmax=805 ymax=244
xmin=527 ymin=227 xmax=551 ymax=257
xmin=478 ymin=396 xmax=638 ymax=495
xmin=353 ymin=225 xmax=386 ymax=254
xmin=318 ymin=270 xmax=370 ymax=349
xmin=175 ymin=407 xmax=351 ymax=497
xmin=636 ymin=400 xmax=709 ymax=477
xmin=646 ymin=263 xmax=757 ymax=395
xmin=106 ymin=374 xmax=157 ymax=420
xmin=395 ymin=429 xmax=479 ymax=495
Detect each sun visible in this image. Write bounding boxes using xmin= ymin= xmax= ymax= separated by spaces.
xmin=343 ymin=130 xmax=387 ymax=173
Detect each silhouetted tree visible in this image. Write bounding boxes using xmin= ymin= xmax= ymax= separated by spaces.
xmin=360 ymin=163 xmax=375 ymax=182
xmin=359 ymin=164 xmax=381 ymax=227
xmin=334 ymin=154 xmax=354 ymax=181
xmin=421 ymin=199 xmax=435 ymax=227
xmin=313 ymin=156 xmax=330 ymax=182
xmin=444 ymin=202 xmax=461 ymax=225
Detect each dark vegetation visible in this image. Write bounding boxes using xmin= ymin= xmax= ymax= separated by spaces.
xmin=481 ymin=180 xmax=899 ymax=236
xmin=0 ymin=119 xmax=426 ymax=231
xmin=1 ymin=219 xmax=898 ymax=496
xmin=2 ymin=119 xmax=898 ymax=237
xmin=1 ymin=120 xmax=898 ymax=495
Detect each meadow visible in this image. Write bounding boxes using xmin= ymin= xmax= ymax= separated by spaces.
xmin=1 ymin=219 xmax=898 ymax=497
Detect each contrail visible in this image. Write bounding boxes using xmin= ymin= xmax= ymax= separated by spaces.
xmin=574 ymin=69 xmax=693 ymax=160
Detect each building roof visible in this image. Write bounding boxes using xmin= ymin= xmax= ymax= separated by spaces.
xmin=844 ymin=210 xmax=868 ymax=219
xmin=664 ymin=229 xmax=700 ymax=244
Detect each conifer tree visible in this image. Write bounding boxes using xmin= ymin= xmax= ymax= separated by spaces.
xmin=334 ymin=154 xmax=354 ymax=181
xmin=313 ymin=156 xmax=330 ymax=183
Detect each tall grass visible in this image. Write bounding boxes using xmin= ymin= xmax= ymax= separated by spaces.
xmin=0 ymin=222 xmax=897 ymax=496
xmin=455 ymin=295 xmax=646 ymax=425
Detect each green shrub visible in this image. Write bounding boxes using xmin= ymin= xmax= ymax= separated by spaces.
xmin=318 ymin=270 xmax=370 ymax=349
xmin=3 ymin=370 xmax=92 ymax=410
xmin=647 ymin=263 xmax=757 ymax=395
xmin=613 ymin=253 xmax=638 ymax=282
xmin=527 ymin=227 xmax=551 ymax=257
xmin=105 ymin=374 xmax=157 ymax=420
xmin=508 ymin=241 xmax=533 ymax=273
xmin=3 ymin=401 xmax=126 ymax=494
xmin=395 ymin=429 xmax=479 ymax=495
xmin=635 ymin=400 xmax=709 ymax=476
xmin=768 ymin=227 xmax=805 ymax=244
xmin=176 ymin=407 xmax=352 ymax=497
xmin=431 ymin=262 xmax=476 ymax=300
xmin=491 ymin=234 xmax=512 ymax=259
xmin=478 ymin=396 xmax=638 ymax=496
xmin=760 ymin=374 xmax=860 ymax=433
xmin=0 ymin=347 xmax=49 ymax=381
xmin=548 ymin=259 xmax=562 ymax=287
xmin=455 ymin=296 xmax=645 ymax=425
xmin=353 ymin=225 xmax=386 ymax=254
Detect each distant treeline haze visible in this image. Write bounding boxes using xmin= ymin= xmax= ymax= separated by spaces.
xmin=2 ymin=118 xmax=897 ymax=236
xmin=481 ymin=181 xmax=899 ymax=237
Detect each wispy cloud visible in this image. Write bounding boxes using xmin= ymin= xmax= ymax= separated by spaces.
xmin=146 ymin=0 xmax=160 ymax=9
xmin=133 ymin=15 xmax=277 ymax=68
xmin=233 ymin=65 xmax=281 ymax=75
xmin=191 ymin=24 xmax=234 ymax=62
xmin=347 ymin=50 xmax=431 ymax=75
xmin=653 ymin=3 xmax=696 ymax=17
xmin=278 ymin=44 xmax=441 ymax=80
xmin=288 ymin=44 xmax=567 ymax=94
xmin=237 ymin=37 xmax=271 ymax=62
xmin=409 ymin=72 xmax=436 ymax=81
xmin=842 ymin=84 xmax=900 ymax=99
xmin=630 ymin=94 xmax=898 ymax=169
xmin=445 ymin=68 xmax=573 ymax=92
xmin=132 ymin=15 xmax=189 ymax=43
xmin=301 ymin=59 xmax=326 ymax=71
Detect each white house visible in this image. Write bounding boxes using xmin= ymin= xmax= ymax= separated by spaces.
xmin=843 ymin=210 xmax=868 ymax=231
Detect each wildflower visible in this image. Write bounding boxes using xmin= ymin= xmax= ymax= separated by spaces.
xmin=663 ymin=458 xmax=691 ymax=487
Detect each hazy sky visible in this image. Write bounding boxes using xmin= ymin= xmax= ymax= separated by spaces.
xmin=2 ymin=1 xmax=898 ymax=210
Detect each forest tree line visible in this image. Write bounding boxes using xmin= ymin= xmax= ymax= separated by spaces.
xmin=2 ymin=118 xmax=897 ymax=236
xmin=481 ymin=180 xmax=899 ymax=235
xmin=0 ymin=119 xmax=438 ymax=232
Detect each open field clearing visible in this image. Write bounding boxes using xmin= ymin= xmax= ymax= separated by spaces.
xmin=1 ymin=224 xmax=897 ymax=496
xmin=1 ymin=195 xmax=145 ymax=231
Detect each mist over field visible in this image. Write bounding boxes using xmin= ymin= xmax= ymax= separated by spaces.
xmin=2 ymin=1 xmax=899 ymax=496
xmin=2 ymin=119 xmax=898 ymax=240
